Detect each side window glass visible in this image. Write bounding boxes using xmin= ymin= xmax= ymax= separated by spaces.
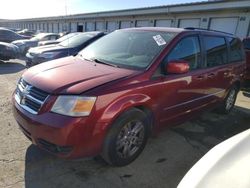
xmin=228 ymin=37 xmax=243 ymax=62
xmin=167 ymin=36 xmax=201 ymax=70
xmin=243 ymin=38 xmax=250 ymax=50
xmin=50 ymin=35 xmax=57 ymax=40
xmin=41 ymin=36 xmax=49 ymax=41
xmin=204 ymin=36 xmax=227 ymax=67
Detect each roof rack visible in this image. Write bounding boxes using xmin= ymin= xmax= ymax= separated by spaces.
xmin=184 ymin=27 xmax=233 ymax=35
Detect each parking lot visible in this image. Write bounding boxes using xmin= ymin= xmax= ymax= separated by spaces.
xmin=0 ymin=59 xmax=250 ymax=188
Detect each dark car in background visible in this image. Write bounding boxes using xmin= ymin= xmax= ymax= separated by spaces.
xmin=0 ymin=42 xmax=20 ymax=60
xmin=243 ymin=37 xmax=250 ymax=88
xmin=0 ymin=28 xmax=30 ymax=43
xmin=38 ymin=32 xmax=79 ymax=46
xmin=17 ymin=29 xmax=36 ymax=37
xmin=13 ymin=27 xmax=245 ymax=166
xmin=26 ymin=31 xmax=105 ymax=67
xmin=12 ymin=33 xmax=60 ymax=54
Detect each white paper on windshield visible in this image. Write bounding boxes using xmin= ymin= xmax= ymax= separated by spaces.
xmin=153 ymin=35 xmax=166 ymax=46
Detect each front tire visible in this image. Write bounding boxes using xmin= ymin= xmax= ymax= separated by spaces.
xmin=101 ymin=108 xmax=150 ymax=166
xmin=217 ymin=85 xmax=238 ymax=114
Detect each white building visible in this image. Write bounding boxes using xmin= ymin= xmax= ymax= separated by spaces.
xmin=0 ymin=0 xmax=250 ymax=38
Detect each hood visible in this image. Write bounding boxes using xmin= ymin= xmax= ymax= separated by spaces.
xmin=0 ymin=41 xmax=17 ymax=48
xmin=28 ymin=44 xmax=60 ymax=54
xmin=31 ymin=44 xmax=67 ymax=54
xmin=39 ymin=40 xmax=59 ymax=46
xmin=22 ymin=56 xmax=138 ymax=94
xmin=0 ymin=42 xmax=19 ymax=52
xmin=12 ymin=39 xmax=30 ymax=44
xmin=12 ymin=39 xmax=37 ymax=45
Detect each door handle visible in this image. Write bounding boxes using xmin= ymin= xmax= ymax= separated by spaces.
xmin=196 ymin=75 xmax=205 ymax=80
xmin=207 ymin=73 xmax=215 ymax=78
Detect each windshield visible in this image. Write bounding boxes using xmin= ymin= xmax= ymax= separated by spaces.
xmin=79 ymin=30 xmax=176 ymax=70
xmin=59 ymin=33 xmax=94 ymax=48
xmin=57 ymin=33 xmax=79 ymax=42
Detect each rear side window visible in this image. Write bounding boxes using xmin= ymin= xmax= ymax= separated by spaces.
xmin=167 ymin=36 xmax=201 ymax=70
xmin=228 ymin=37 xmax=244 ymax=62
xmin=204 ymin=36 xmax=227 ymax=67
xmin=49 ymin=35 xmax=58 ymax=40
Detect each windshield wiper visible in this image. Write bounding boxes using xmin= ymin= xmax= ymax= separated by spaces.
xmin=78 ymin=54 xmax=92 ymax=61
xmin=91 ymin=58 xmax=119 ymax=68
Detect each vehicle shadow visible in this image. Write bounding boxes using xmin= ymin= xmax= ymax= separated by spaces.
xmin=172 ymin=106 xmax=250 ymax=150
xmin=24 ymin=107 xmax=250 ymax=188
xmin=0 ymin=60 xmax=26 ymax=74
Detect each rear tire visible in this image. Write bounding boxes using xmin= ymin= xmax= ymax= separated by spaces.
xmin=217 ymin=85 xmax=238 ymax=114
xmin=101 ymin=108 xmax=150 ymax=166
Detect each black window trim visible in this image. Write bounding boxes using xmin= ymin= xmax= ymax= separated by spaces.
xmin=165 ymin=34 xmax=203 ymax=71
xmin=201 ymin=34 xmax=228 ymax=68
xmin=151 ymin=33 xmax=204 ymax=78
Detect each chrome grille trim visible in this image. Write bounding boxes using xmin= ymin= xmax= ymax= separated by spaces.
xmin=14 ymin=78 xmax=49 ymax=114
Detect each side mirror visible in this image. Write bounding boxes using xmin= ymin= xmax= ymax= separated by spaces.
xmin=166 ymin=60 xmax=190 ymax=74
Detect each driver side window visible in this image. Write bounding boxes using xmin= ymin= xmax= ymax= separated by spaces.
xmin=165 ymin=36 xmax=201 ymax=71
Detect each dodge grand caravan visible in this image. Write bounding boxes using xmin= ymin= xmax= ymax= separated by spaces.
xmin=12 ymin=27 xmax=246 ymax=166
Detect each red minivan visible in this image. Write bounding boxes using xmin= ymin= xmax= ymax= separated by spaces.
xmin=243 ymin=37 xmax=250 ymax=88
xmin=12 ymin=27 xmax=246 ymax=166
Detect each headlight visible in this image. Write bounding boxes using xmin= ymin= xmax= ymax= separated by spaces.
xmin=38 ymin=52 xmax=60 ymax=59
xmin=51 ymin=96 xmax=96 ymax=117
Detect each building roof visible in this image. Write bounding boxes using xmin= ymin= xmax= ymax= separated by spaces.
xmin=1 ymin=0 xmax=250 ymax=22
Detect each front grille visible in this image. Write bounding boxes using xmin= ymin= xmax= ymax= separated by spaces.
xmin=15 ymin=78 xmax=49 ymax=114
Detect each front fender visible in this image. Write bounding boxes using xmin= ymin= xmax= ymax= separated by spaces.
xmin=98 ymin=93 xmax=152 ymax=128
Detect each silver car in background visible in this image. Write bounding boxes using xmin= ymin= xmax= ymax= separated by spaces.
xmin=12 ymin=33 xmax=60 ymax=54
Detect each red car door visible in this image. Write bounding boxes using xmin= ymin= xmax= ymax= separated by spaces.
xmin=156 ymin=35 xmax=211 ymax=124
xmin=201 ymin=35 xmax=230 ymax=103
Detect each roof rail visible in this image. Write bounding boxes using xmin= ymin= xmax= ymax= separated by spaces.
xmin=184 ymin=27 xmax=233 ymax=35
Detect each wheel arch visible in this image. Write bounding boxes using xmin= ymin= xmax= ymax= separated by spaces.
xmin=99 ymin=94 xmax=156 ymax=135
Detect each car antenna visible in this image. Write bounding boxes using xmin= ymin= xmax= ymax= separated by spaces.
xmin=65 ymin=0 xmax=70 ymax=57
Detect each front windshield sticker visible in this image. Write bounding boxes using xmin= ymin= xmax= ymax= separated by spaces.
xmin=153 ymin=35 xmax=166 ymax=46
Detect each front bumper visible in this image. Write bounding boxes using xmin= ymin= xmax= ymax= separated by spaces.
xmin=12 ymin=96 xmax=108 ymax=158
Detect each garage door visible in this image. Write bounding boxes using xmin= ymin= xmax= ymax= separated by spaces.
xmin=179 ymin=19 xmax=200 ymax=28
xmin=120 ymin=21 xmax=132 ymax=29
xmin=70 ymin=22 xmax=77 ymax=32
xmin=155 ymin=19 xmax=172 ymax=27
xmin=53 ymin=23 xmax=58 ymax=33
xmin=38 ymin=23 xmax=42 ymax=31
xmin=136 ymin=20 xmax=149 ymax=27
xmin=32 ymin=23 xmax=36 ymax=30
xmin=96 ymin=22 xmax=105 ymax=31
xmin=58 ymin=23 xmax=63 ymax=32
xmin=107 ymin=21 xmax=118 ymax=32
xmin=209 ymin=17 xmax=238 ymax=34
xmin=44 ymin=23 xmax=48 ymax=32
xmin=48 ymin=23 xmax=53 ymax=32
xmin=63 ymin=23 xmax=70 ymax=32
xmin=86 ymin=22 xmax=95 ymax=31
xmin=77 ymin=23 xmax=84 ymax=32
